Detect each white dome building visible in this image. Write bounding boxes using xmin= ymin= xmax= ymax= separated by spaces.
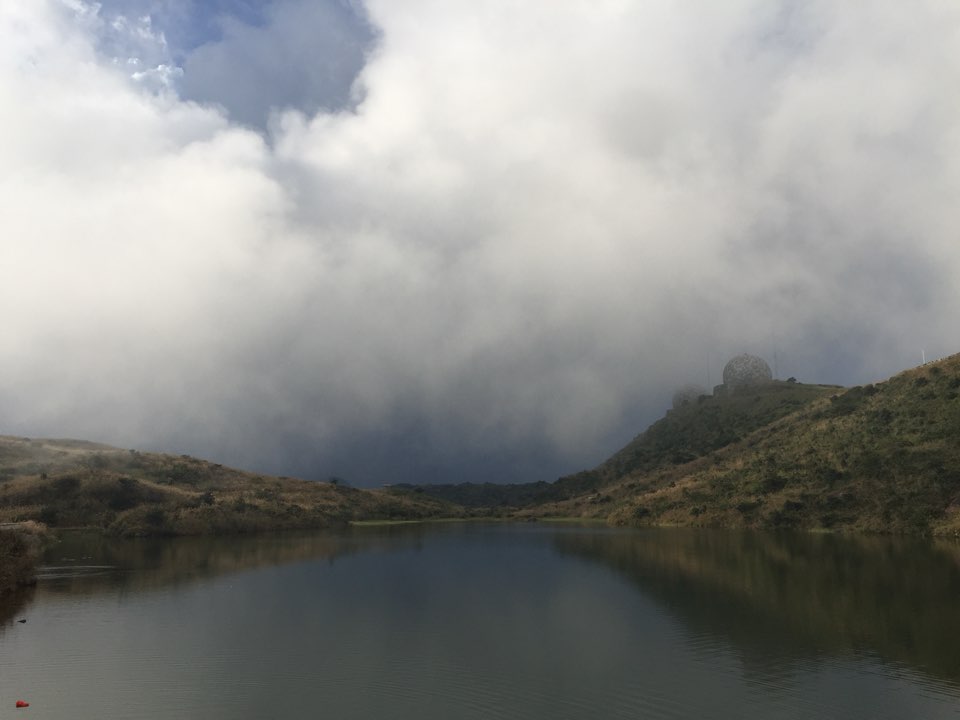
xmin=722 ymin=354 xmax=773 ymax=390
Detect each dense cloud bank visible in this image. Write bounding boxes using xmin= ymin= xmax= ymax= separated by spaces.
xmin=1 ymin=1 xmax=958 ymax=484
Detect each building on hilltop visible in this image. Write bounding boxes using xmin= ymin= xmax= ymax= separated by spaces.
xmin=672 ymin=384 xmax=707 ymax=409
xmin=670 ymin=354 xmax=775 ymax=410
xmin=713 ymin=354 xmax=773 ymax=395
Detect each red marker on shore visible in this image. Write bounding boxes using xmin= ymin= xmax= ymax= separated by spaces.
xmin=16 ymin=699 xmax=30 ymax=708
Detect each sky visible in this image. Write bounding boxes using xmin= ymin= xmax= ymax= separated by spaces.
xmin=1 ymin=0 xmax=959 ymax=486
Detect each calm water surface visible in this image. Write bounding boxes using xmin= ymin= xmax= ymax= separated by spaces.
xmin=2 ymin=524 xmax=960 ymax=719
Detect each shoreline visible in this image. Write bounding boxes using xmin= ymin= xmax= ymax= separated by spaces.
xmin=0 ymin=522 xmax=47 ymax=595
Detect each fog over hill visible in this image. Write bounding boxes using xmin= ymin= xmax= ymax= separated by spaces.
xmin=2 ymin=1 xmax=959 ymax=485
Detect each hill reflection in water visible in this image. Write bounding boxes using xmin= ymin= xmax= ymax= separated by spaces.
xmin=554 ymin=528 xmax=960 ymax=687
xmin=30 ymin=524 xmax=433 ymax=596
xmin=3 ymin=524 xmax=960 ymax=719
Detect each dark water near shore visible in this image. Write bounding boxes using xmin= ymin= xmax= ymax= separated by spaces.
xmin=2 ymin=524 xmax=960 ymax=719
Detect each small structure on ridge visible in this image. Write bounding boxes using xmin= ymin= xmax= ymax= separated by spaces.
xmin=672 ymin=384 xmax=707 ymax=409
xmin=721 ymin=354 xmax=773 ymax=391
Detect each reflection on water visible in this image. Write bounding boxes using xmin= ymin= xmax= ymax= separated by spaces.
xmin=33 ymin=526 xmax=430 ymax=595
xmin=1 ymin=524 xmax=959 ymax=720
xmin=554 ymin=529 xmax=960 ymax=688
xmin=0 ymin=585 xmax=34 ymax=627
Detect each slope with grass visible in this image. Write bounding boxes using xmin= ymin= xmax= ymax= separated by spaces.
xmin=541 ymin=354 xmax=960 ymax=535
xmin=598 ymin=381 xmax=840 ymax=479
xmin=403 ymin=380 xmax=841 ymax=515
xmin=0 ymin=438 xmax=457 ymax=536
xmin=428 ymin=355 xmax=960 ymax=535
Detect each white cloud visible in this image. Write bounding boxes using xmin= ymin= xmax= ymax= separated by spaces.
xmin=2 ymin=0 xmax=959 ymax=483
xmin=131 ymin=62 xmax=183 ymax=91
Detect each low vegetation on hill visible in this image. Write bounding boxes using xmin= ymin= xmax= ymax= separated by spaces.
xmin=401 ymin=381 xmax=840 ymax=512
xmin=0 ymin=438 xmax=454 ymax=537
xmin=400 ymin=354 xmax=960 ymax=536
xmin=542 ymin=354 xmax=960 ymax=535
xmin=597 ymin=381 xmax=840 ymax=479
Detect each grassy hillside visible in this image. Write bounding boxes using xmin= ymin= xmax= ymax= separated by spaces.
xmin=538 ymin=354 xmax=960 ymax=535
xmin=457 ymin=353 xmax=960 ymax=536
xmin=0 ymin=438 xmax=457 ymax=536
xmin=387 ymin=478 xmax=587 ymax=512
xmin=598 ymin=381 xmax=840 ymax=478
xmin=404 ymin=381 xmax=839 ymax=513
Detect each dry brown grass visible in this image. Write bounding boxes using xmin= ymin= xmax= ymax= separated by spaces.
xmin=599 ymin=354 xmax=960 ymax=535
xmin=0 ymin=438 xmax=458 ymax=536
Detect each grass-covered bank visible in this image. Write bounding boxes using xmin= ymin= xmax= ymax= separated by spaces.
xmin=0 ymin=522 xmax=47 ymax=595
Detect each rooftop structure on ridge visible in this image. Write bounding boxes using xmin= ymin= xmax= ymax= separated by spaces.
xmin=722 ymin=354 xmax=773 ymax=390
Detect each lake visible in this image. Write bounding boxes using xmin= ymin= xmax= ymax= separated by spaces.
xmin=2 ymin=523 xmax=960 ymax=719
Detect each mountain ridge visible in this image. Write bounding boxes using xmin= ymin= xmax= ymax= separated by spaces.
xmin=2 ymin=352 xmax=958 ymax=538
xmin=539 ymin=352 xmax=960 ymax=535
xmin=403 ymin=353 xmax=960 ymax=535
